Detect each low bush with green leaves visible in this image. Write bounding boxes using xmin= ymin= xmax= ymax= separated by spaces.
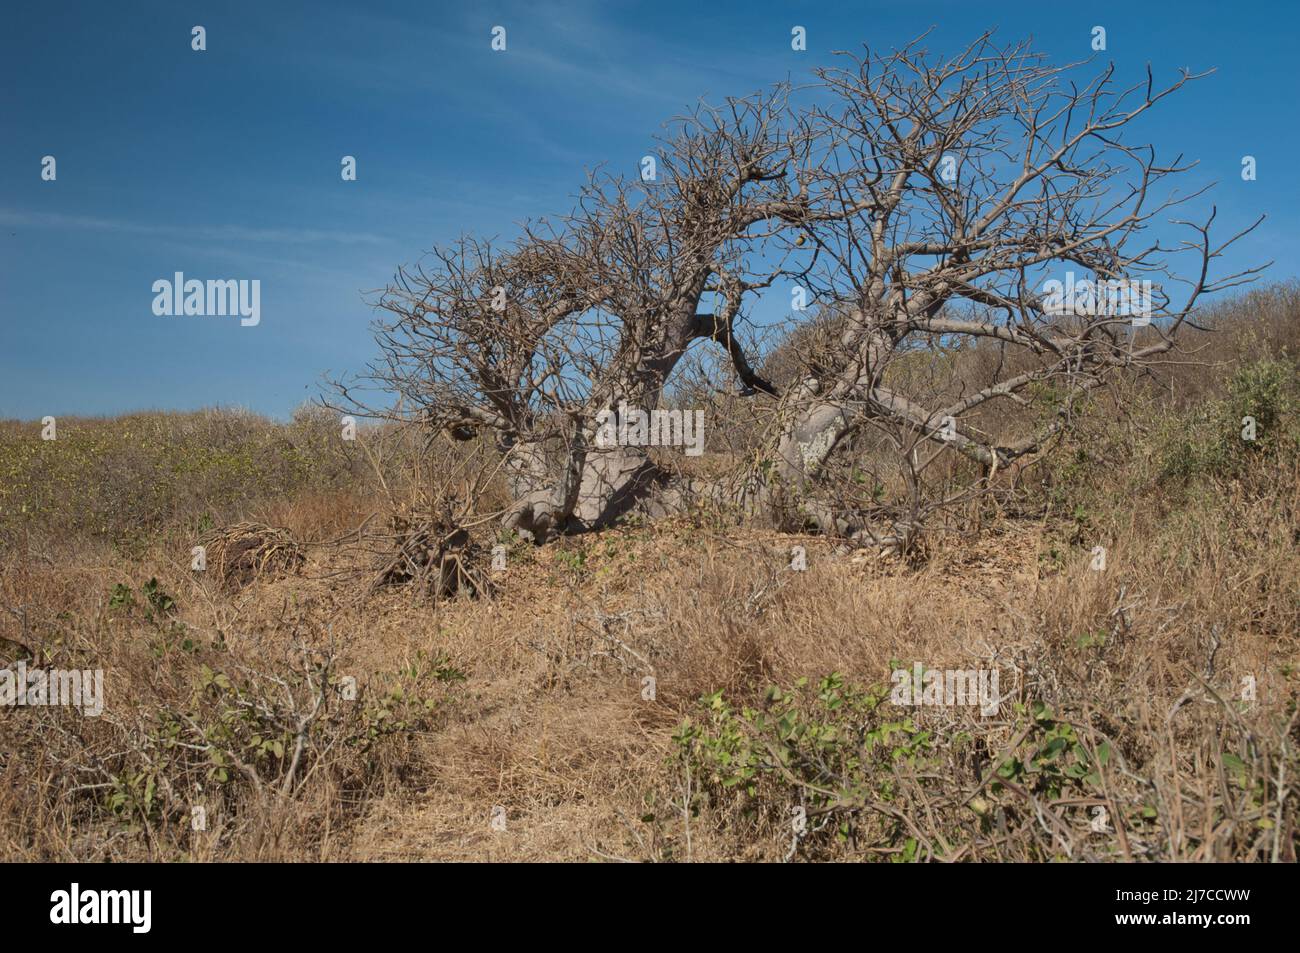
xmin=1157 ymin=359 xmax=1298 ymax=483
xmin=670 ymin=673 xmax=1285 ymax=862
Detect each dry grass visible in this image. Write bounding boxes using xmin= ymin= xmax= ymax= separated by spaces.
xmin=0 ymin=286 xmax=1297 ymax=862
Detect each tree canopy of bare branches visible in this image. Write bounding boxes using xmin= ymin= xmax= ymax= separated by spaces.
xmin=332 ymin=31 xmax=1263 ymax=547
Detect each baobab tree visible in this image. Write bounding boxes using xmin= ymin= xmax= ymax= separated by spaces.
xmin=334 ymin=32 xmax=1261 ymax=547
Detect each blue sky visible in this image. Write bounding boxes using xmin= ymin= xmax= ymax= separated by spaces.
xmin=1 ymin=0 xmax=1295 ymax=420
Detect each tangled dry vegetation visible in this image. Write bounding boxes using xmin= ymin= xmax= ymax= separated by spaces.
xmin=0 ymin=286 xmax=1297 ymax=862
xmin=201 ymin=522 xmax=306 ymax=592
xmin=368 ymin=512 xmax=490 ymax=602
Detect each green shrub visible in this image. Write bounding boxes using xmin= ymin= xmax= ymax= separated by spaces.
xmin=673 ymin=673 xmax=938 ymax=857
xmin=1157 ymin=359 xmax=1297 ymax=483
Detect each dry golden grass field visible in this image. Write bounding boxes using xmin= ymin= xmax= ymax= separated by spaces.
xmin=1 ymin=285 xmax=1297 ymax=863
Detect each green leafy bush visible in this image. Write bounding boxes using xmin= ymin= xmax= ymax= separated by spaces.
xmin=1157 ymin=359 xmax=1298 ymax=482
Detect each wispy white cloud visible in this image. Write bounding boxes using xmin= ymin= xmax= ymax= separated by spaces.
xmin=0 ymin=209 xmax=387 ymax=246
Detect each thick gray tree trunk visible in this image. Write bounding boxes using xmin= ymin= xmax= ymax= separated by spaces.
xmin=502 ymin=297 xmax=705 ymax=541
